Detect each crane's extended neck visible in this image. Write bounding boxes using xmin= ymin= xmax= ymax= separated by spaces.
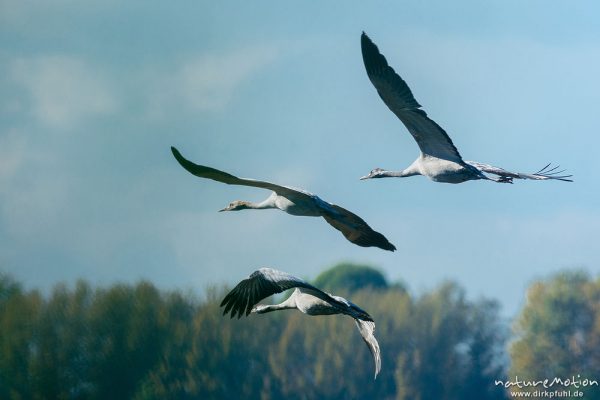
xmin=219 ymin=196 xmax=277 ymax=212
xmin=246 ymin=199 xmax=277 ymax=209
xmin=253 ymin=294 xmax=297 ymax=314
xmin=381 ymin=169 xmax=418 ymax=178
xmin=360 ymin=168 xmax=419 ymax=180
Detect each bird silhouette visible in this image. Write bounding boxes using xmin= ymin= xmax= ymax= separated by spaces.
xmin=221 ymin=267 xmax=382 ymax=379
xmin=171 ymin=147 xmax=396 ymax=251
xmin=360 ymin=32 xmax=572 ymax=184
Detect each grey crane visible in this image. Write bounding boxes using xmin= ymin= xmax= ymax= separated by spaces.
xmin=359 ymin=32 xmax=572 ymax=184
xmin=171 ymin=147 xmax=396 ymax=251
xmin=221 ymin=267 xmax=382 ymax=379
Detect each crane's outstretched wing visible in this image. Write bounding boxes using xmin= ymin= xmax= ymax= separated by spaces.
xmin=355 ymin=319 xmax=382 ymax=379
xmin=330 ymin=293 xmax=381 ymax=378
xmin=173 ymin=147 xmax=397 ymax=250
xmin=361 ymin=32 xmax=464 ymax=164
xmin=321 ymin=204 xmax=396 ymax=251
xmin=171 ymin=147 xmax=316 ymax=201
xmin=221 ymin=268 xmax=342 ymax=319
xmin=466 ymin=161 xmax=573 ymax=182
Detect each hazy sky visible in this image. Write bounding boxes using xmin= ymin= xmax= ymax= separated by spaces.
xmin=1 ymin=1 xmax=599 ymax=317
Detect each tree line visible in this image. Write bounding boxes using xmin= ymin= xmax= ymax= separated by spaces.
xmin=0 ymin=264 xmax=598 ymax=399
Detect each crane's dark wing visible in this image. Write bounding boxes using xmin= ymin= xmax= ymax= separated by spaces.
xmin=321 ymin=204 xmax=396 ymax=251
xmin=171 ymin=147 xmax=316 ymax=201
xmin=220 ymin=268 xmax=341 ymax=319
xmin=361 ymin=32 xmax=464 ymax=163
xmin=466 ymin=161 xmax=573 ymax=182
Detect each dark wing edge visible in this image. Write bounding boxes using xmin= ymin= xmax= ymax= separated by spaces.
xmin=361 ymin=32 xmax=421 ymax=110
xmin=170 ymin=146 xmax=319 ymax=199
xmin=220 ymin=268 xmax=318 ymax=319
xmin=361 ymin=32 xmax=464 ymax=163
xmin=322 ymin=204 xmax=396 ymax=251
xmin=171 ymin=146 xmax=243 ymax=185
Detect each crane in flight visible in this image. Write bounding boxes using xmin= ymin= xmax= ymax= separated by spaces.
xmin=221 ymin=267 xmax=382 ymax=379
xmin=359 ymin=32 xmax=572 ymax=184
xmin=171 ymin=147 xmax=396 ymax=251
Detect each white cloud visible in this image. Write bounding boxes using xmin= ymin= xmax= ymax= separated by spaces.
xmin=142 ymin=45 xmax=278 ymax=117
xmin=178 ymin=46 xmax=277 ymax=111
xmin=0 ymin=128 xmax=68 ymax=239
xmin=10 ymin=55 xmax=117 ymax=129
xmin=0 ymin=129 xmax=26 ymax=187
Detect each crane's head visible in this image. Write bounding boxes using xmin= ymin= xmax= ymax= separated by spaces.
xmin=219 ymin=200 xmax=249 ymax=212
xmin=252 ymin=304 xmax=270 ymax=314
xmin=360 ymin=168 xmax=386 ymax=180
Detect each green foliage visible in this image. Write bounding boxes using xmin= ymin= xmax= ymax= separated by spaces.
xmin=4 ymin=267 xmax=598 ymax=399
xmin=0 ymin=274 xmax=42 ymax=400
xmin=0 ymin=270 xmax=508 ymax=399
xmin=395 ymin=282 xmax=507 ymax=400
xmin=509 ymin=270 xmax=600 ymax=400
xmin=313 ymin=262 xmax=390 ymax=293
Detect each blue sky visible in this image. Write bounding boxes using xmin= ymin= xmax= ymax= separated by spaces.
xmin=1 ymin=1 xmax=599 ymax=317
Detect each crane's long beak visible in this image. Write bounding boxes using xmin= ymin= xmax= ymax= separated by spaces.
xmin=359 ymin=174 xmax=371 ymax=180
xmin=218 ymin=207 xmax=228 ymax=212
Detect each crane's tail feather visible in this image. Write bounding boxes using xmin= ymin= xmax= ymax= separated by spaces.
xmin=354 ymin=319 xmax=381 ymax=379
xmin=467 ymin=160 xmax=573 ymax=182
xmin=529 ymin=163 xmax=573 ymax=181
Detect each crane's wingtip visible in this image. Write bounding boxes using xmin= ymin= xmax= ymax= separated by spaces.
xmin=170 ymin=146 xmax=182 ymax=158
xmin=361 ymin=32 xmax=375 ymax=49
xmin=361 ymin=32 xmax=372 ymax=44
xmin=170 ymin=146 xmax=195 ymax=170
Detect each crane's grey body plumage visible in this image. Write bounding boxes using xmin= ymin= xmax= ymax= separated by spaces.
xmin=171 ymin=146 xmax=396 ymax=251
xmin=221 ymin=268 xmax=382 ymax=378
xmin=360 ymin=32 xmax=572 ymax=184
